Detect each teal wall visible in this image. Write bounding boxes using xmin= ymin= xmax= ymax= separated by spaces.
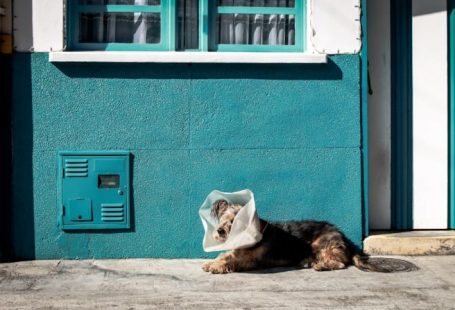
xmin=11 ymin=52 xmax=362 ymax=259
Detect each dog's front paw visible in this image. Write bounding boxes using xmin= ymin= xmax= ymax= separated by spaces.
xmin=202 ymin=261 xmax=233 ymax=274
xmin=202 ymin=261 xmax=212 ymax=272
xmin=209 ymin=262 xmax=233 ymax=274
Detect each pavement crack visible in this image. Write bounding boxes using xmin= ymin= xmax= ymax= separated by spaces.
xmin=89 ymin=263 xmax=185 ymax=281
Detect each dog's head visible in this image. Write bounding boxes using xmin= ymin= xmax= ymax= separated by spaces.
xmin=211 ymin=199 xmax=242 ymax=242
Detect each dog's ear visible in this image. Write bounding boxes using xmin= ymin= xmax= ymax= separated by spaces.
xmin=211 ymin=199 xmax=229 ymax=219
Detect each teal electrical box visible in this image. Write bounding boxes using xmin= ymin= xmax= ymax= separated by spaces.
xmin=59 ymin=151 xmax=130 ymax=230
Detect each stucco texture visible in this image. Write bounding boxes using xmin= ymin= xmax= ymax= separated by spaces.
xmin=11 ymin=53 xmax=362 ymax=259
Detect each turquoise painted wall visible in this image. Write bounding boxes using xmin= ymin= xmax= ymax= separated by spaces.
xmin=11 ymin=52 xmax=362 ymax=259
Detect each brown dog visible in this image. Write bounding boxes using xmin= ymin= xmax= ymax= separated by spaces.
xmin=202 ymin=199 xmax=394 ymax=274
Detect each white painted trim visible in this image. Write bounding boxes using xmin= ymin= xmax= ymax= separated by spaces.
xmin=310 ymin=0 xmax=362 ymax=54
xmin=49 ymin=52 xmax=328 ymax=64
xmin=305 ymin=0 xmax=315 ymax=54
xmin=32 ymin=0 xmax=64 ymax=52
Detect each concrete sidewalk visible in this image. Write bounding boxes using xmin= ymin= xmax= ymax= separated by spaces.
xmin=1 ymin=257 xmax=454 ymax=309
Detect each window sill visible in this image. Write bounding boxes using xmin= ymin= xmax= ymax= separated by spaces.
xmin=49 ymin=51 xmax=328 ymax=64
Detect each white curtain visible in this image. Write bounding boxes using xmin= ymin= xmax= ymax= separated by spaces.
xmin=133 ymin=0 xmax=147 ymax=43
xmin=80 ymin=0 xmax=155 ymax=43
xmin=78 ymin=0 xmax=294 ymax=45
xmin=219 ymin=0 xmax=295 ymax=46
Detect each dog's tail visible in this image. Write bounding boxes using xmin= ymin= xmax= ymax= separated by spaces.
xmin=352 ymin=254 xmax=419 ymax=273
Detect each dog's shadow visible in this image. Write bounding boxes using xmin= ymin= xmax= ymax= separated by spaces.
xmin=241 ymin=266 xmax=305 ymax=274
xmin=239 ymin=257 xmax=420 ymax=274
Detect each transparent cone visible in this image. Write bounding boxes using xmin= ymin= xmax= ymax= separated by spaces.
xmin=199 ymin=189 xmax=263 ymax=252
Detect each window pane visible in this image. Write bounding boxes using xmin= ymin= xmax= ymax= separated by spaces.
xmin=79 ymin=12 xmax=161 ymax=44
xmin=217 ymin=0 xmax=295 ymax=8
xmin=217 ymin=14 xmax=295 ymax=45
xmin=78 ymin=0 xmax=161 ymax=4
xmin=177 ymin=0 xmax=199 ymax=50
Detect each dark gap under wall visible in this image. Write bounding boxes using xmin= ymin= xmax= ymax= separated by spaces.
xmin=0 ymin=53 xmax=13 ymax=261
xmin=10 ymin=53 xmax=35 ymax=260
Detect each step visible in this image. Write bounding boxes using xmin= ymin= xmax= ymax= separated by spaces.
xmin=364 ymin=231 xmax=455 ymax=255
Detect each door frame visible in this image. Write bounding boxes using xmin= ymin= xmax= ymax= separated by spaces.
xmin=449 ymin=0 xmax=455 ymax=229
xmin=361 ymin=0 xmax=369 ymax=237
xmin=390 ymin=0 xmax=414 ymax=230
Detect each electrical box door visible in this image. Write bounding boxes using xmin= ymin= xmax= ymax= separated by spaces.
xmin=59 ymin=151 xmax=130 ymax=230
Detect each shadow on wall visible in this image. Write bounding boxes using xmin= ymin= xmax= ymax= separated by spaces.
xmin=53 ymin=58 xmax=343 ymax=81
xmin=0 ymin=54 xmax=13 ymax=261
xmin=11 ymin=53 xmax=35 ymax=260
xmin=413 ymin=0 xmax=446 ymax=16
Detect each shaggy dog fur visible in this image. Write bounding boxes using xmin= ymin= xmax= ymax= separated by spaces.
xmin=202 ymin=199 xmax=390 ymax=274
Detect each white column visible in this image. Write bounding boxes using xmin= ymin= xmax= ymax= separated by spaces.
xmin=412 ymin=0 xmax=448 ymax=228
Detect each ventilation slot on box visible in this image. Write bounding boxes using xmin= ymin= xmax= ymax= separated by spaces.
xmin=101 ymin=203 xmax=125 ymax=222
xmin=65 ymin=159 xmax=89 ymax=177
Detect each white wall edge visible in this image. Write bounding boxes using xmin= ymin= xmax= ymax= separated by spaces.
xmin=310 ymin=0 xmax=362 ymax=54
xmin=49 ymin=52 xmax=328 ymax=64
xmin=412 ymin=0 xmax=448 ymax=229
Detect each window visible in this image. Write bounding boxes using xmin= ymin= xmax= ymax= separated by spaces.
xmin=68 ymin=0 xmax=170 ymax=51
xmin=68 ymin=0 xmax=305 ymax=52
xmin=213 ymin=0 xmax=302 ymax=52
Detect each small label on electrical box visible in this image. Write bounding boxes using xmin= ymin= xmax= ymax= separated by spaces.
xmin=98 ymin=175 xmax=120 ymax=188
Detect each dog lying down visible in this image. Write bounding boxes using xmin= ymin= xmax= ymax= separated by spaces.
xmin=202 ymin=199 xmax=418 ymax=274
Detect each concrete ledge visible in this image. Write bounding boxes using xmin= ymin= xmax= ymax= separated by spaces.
xmin=49 ymin=51 xmax=328 ymax=64
xmin=364 ymin=231 xmax=455 ymax=255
